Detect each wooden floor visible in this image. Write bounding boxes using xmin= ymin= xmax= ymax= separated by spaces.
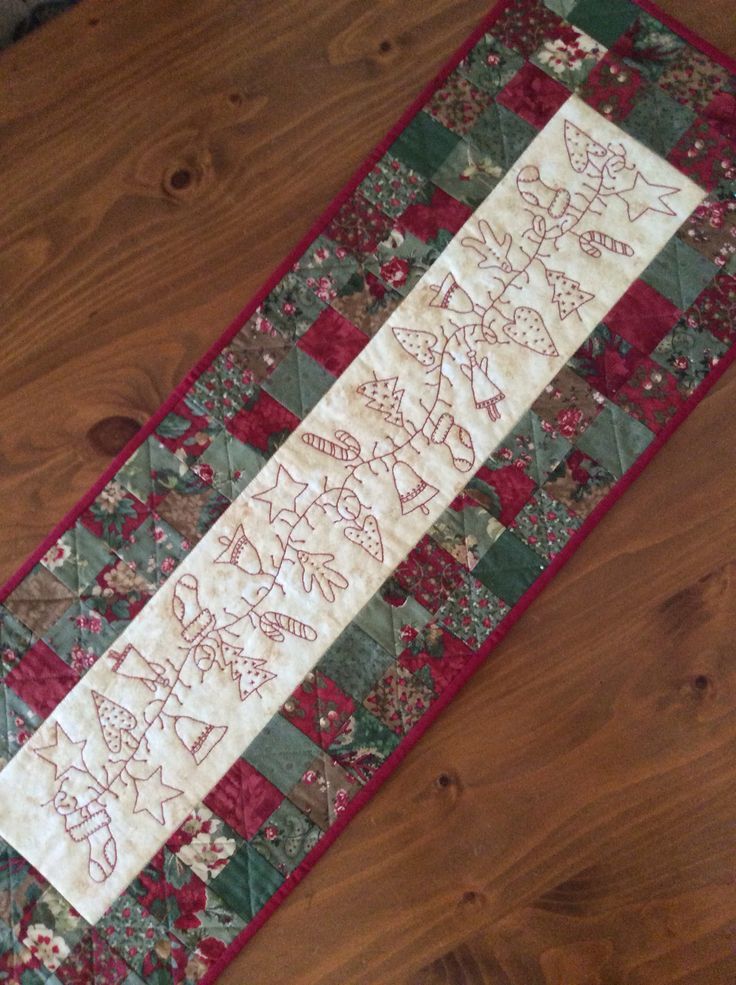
xmin=1 ymin=1 xmax=735 ymax=982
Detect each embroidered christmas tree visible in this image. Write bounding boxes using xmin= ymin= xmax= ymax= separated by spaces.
xmin=222 ymin=649 xmax=275 ymax=701
xmin=502 ymin=307 xmax=558 ymax=356
xmin=92 ymin=690 xmax=139 ymax=755
xmin=392 ymin=326 xmax=438 ymax=367
xmin=563 ymin=119 xmax=608 ymax=174
xmin=357 ymin=376 xmax=405 ymax=427
xmin=545 ymin=269 xmax=594 ymax=320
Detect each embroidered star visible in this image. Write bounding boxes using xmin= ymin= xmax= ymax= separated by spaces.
xmin=34 ymin=723 xmax=88 ymax=779
xmin=616 ymin=171 xmax=679 ymax=222
xmin=131 ymin=766 xmax=182 ymax=824
xmin=253 ymin=465 xmax=307 ymax=522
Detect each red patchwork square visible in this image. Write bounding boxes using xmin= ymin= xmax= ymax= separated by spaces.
xmin=497 ymin=62 xmax=569 ymax=129
xmin=226 ymin=390 xmax=300 ymax=451
xmin=297 ymin=308 xmax=368 ymax=376
xmin=282 ymin=671 xmax=355 ymax=749
xmin=465 ymin=463 xmax=535 ymax=527
xmin=398 ymin=186 xmax=472 ymax=243
xmin=613 ymin=354 xmax=685 ymax=433
xmin=579 ymin=54 xmax=644 ymax=122
xmin=327 ymin=191 xmax=394 ymax=257
xmin=604 ymin=280 xmax=681 ymax=354
xmin=5 ymin=641 xmax=79 ymax=718
xmin=392 ymin=535 xmax=466 ymax=613
xmin=398 ymin=625 xmax=474 ymax=693
xmin=203 ymin=758 xmax=283 ymax=840
xmin=682 ymin=272 xmax=736 ymax=345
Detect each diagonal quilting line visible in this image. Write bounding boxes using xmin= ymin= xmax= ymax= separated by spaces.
xmin=609 ymin=411 xmax=630 ymax=477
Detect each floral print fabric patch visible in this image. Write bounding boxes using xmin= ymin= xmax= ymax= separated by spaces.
xmin=0 ymin=1 xmax=734 ymax=982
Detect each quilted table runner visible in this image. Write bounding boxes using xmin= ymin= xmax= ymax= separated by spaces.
xmin=1 ymin=0 xmax=735 ymax=982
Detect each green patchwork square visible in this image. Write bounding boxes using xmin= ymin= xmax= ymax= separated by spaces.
xmin=390 ymin=110 xmax=462 ymax=177
xmin=489 ymin=411 xmax=573 ymax=487
xmin=620 ymin=84 xmax=696 ymax=156
xmin=42 ymin=598 xmax=121 ymax=669
xmin=651 ymin=319 xmax=728 ymax=394
xmin=575 ymin=401 xmax=654 ymax=478
xmin=210 ymin=842 xmax=284 ymax=921
xmin=251 ymin=799 xmax=320 ymax=876
xmin=435 ymin=568 xmax=509 ymax=646
xmin=196 ymin=429 xmax=266 ymax=501
xmin=262 ymin=346 xmax=335 ymax=419
xmin=244 ymin=715 xmax=321 ymax=793
xmin=543 ymin=0 xmax=578 ymax=15
xmin=1 ymin=686 xmax=42 ymax=758
xmin=434 ymin=104 xmax=536 ymax=208
xmin=354 ymin=592 xmax=432 ymax=658
xmin=0 ymin=604 xmax=33 ymax=675
xmin=430 ymin=503 xmax=505 ymax=572
xmin=114 ymin=514 xmax=189 ymax=590
xmin=328 ymin=704 xmax=399 ymax=782
xmin=296 ymin=234 xmax=361 ymax=298
xmin=569 ymin=0 xmax=639 ymax=47
xmin=191 ymin=349 xmax=257 ymax=423
xmin=472 ymin=530 xmax=546 ymax=605
xmin=39 ymin=522 xmax=112 ymax=595
xmin=115 ymin=436 xmax=186 ymax=506
xmin=359 ymin=152 xmax=430 ymax=218
xmin=458 ymin=34 xmax=524 ymax=94
xmin=641 ymin=238 xmax=718 ymax=312
xmin=317 ymin=622 xmax=394 ymax=701
xmin=511 ymin=488 xmax=583 ymax=561
xmin=261 ymin=272 xmax=326 ymax=341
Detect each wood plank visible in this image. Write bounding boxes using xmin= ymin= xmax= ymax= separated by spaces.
xmin=1 ymin=2 xmax=734 ymax=982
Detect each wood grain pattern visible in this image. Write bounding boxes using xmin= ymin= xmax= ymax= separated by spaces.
xmin=1 ymin=2 xmax=735 ymax=983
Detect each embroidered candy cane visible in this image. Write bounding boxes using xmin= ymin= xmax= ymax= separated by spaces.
xmin=302 ymin=431 xmax=359 ymax=461
xmin=579 ymin=230 xmax=634 ymax=259
xmin=260 ymin=611 xmax=318 ymax=643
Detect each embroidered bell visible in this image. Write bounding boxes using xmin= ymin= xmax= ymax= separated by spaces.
xmin=428 ymin=272 xmax=475 ymax=314
xmin=461 ymin=353 xmax=505 ymax=422
xmin=392 ymin=461 xmax=439 ymax=517
xmin=108 ymin=643 xmax=170 ymax=692
xmin=173 ymin=714 xmax=227 ymax=765
xmin=216 ymin=524 xmax=263 ymax=574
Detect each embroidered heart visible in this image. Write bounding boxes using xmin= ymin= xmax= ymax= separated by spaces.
xmin=503 ymin=306 xmax=558 ymax=357
xmin=344 ymin=514 xmax=384 ymax=563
